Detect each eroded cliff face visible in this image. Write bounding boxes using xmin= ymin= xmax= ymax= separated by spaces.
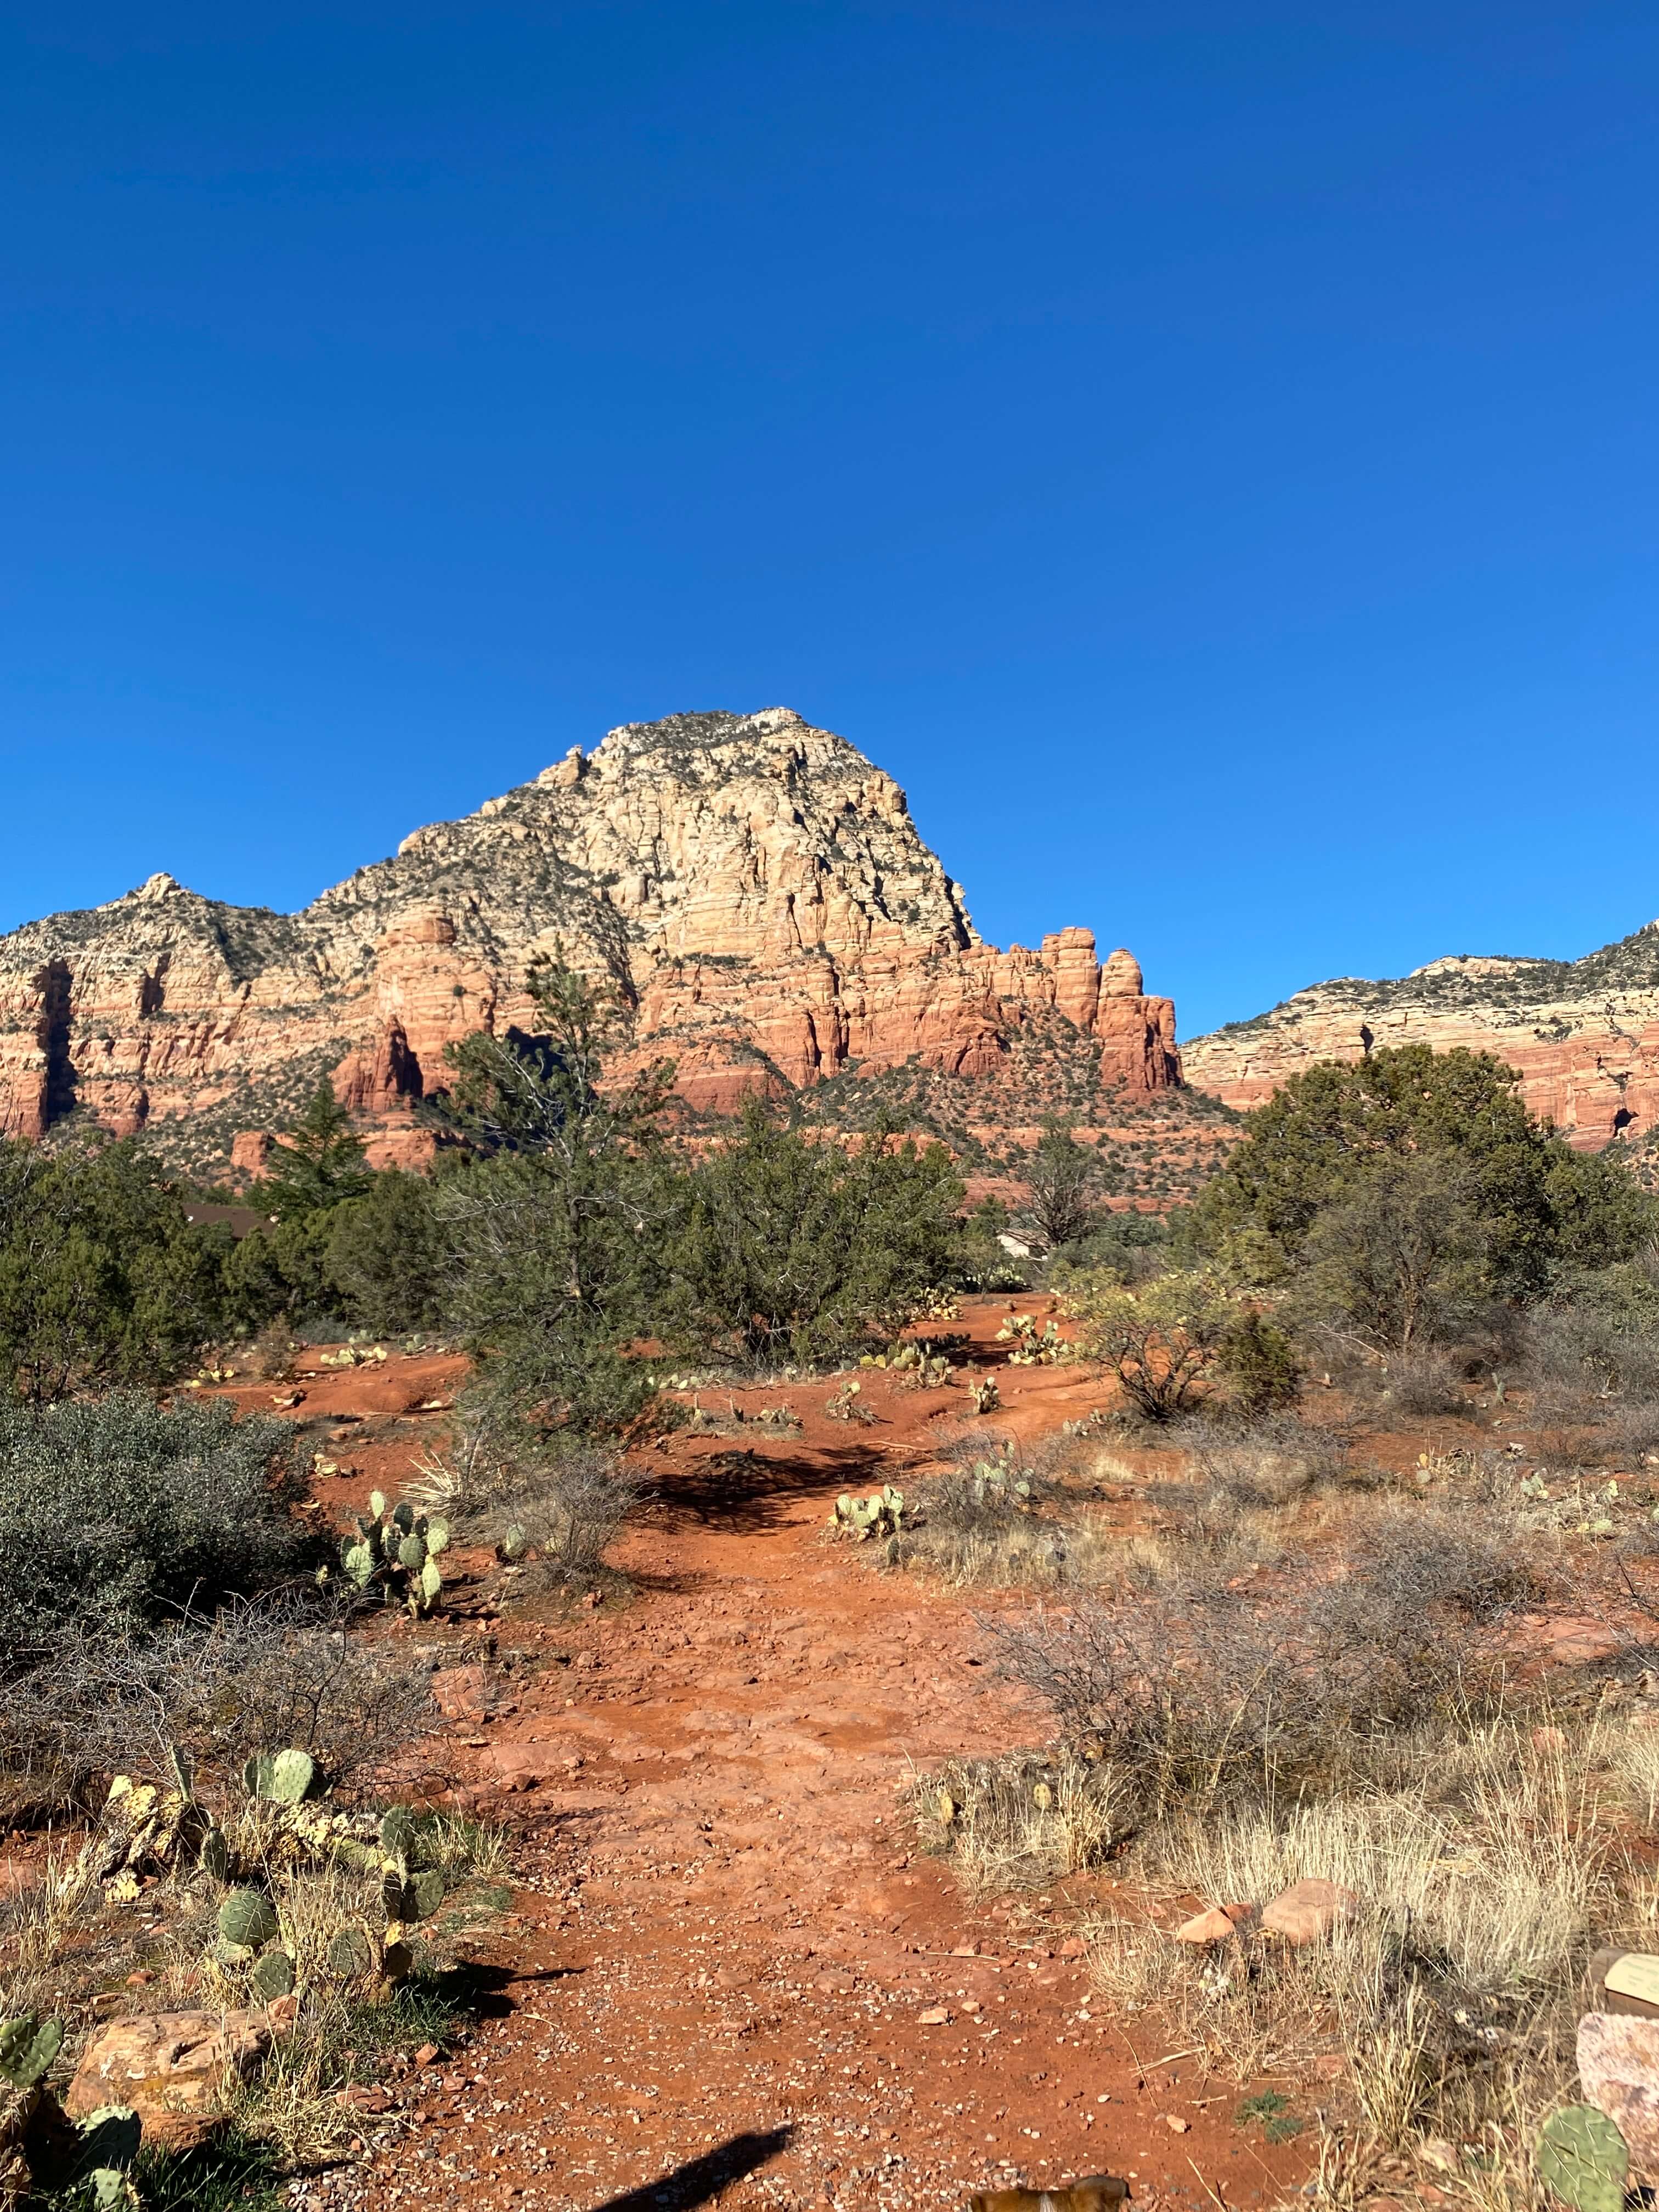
xmin=1183 ymin=933 xmax=1659 ymax=1148
xmin=0 ymin=708 xmax=1180 ymax=1166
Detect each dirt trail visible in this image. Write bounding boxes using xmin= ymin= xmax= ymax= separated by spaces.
xmin=251 ymin=1312 xmax=1312 ymax=2212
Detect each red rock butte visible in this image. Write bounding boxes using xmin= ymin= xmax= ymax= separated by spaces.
xmin=0 ymin=708 xmax=1181 ymax=1170
xmin=1183 ymin=935 xmax=1659 ymax=1150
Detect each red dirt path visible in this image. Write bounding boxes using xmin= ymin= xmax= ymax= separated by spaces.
xmin=232 ymin=1308 xmax=1314 ymax=2212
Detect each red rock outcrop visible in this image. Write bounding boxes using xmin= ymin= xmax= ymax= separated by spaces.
xmin=1183 ymin=936 xmax=1659 ymax=1148
xmin=0 ymin=709 xmax=1180 ymax=1169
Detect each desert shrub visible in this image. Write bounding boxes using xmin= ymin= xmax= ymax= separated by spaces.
xmin=898 ymin=1435 xmax=1073 ymax=1585
xmin=1380 ymin=1348 xmax=1472 ymax=1418
xmin=1019 ymin=1125 xmax=1101 ymax=1249
xmin=0 ymin=1592 xmax=437 ymax=1816
xmin=1285 ymin=1153 xmax=1493 ymax=1353
xmin=1523 ymin=1295 xmax=1659 ymax=1418
xmin=0 ymin=1393 xmax=311 ymax=1658
xmin=324 ymin=1169 xmax=453 ymax=1334
xmin=1187 ymin=1413 xmax=1350 ymax=1505
xmin=673 ymin=1106 xmax=963 ymax=1367
xmin=1060 ymin=1265 xmax=1235 ymax=1421
xmin=226 ymin=1208 xmax=341 ymax=1329
xmin=952 ymin=1195 xmax=1031 ymax=1291
xmin=1331 ymin=1508 xmax=1551 ymax=1628
xmin=0 ymin=1136 xmax=234 ymax=1401
xmin=1213 ymin=1307 xmax=1301 ymax=1414
xmin=433 ymin=961 xmax=682 ymax=1435
xmin=1195 ymin=1042 xmax=1656 ymax=1299
xmin=463 ymin=1440 xmax=645 ymax=1585
xmin=996 ymin=1524 xmax=1517 ymax=1816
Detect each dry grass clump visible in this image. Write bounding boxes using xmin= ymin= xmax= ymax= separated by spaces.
xmin=909 ymin=1750 xmax=1136 ymax=1893
xmin=912 ymin=1406 xmax=1641 ymax=2212
xmin=460 ymin=1437 xmax=646 ymax=1587
xmin=1079 ymin=1708 xmax=1642 ymax=2212
xmin=895 ymin=1432 xmax=1081 ymax=1589
xmin=1185 ymin=1414 xmax=1353 ymax=1505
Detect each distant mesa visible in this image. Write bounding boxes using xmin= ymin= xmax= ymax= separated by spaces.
xmin=1183 ymin=924 xmax=1659 ymax=1149
xmin=0 ymin=706 xmax=1180 ymax=1169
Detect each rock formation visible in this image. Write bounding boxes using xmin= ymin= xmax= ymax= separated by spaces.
xmin=0 ymin=708 xmax=1180 ymax=1169
xmin=1184 ymin=929 xmax=1659 ymax=1147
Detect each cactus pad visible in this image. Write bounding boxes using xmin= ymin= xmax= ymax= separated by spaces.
xmin=250 ymin=1948 xmax=296 ymax=2002
xmin=0 ymin=2015 xmax=62 ymax=2089
xmin=242 ymin=1748 xmax=317 ymax=1804
xmin=219 ymin=1888 xmax=280 ymax=1949
xmin=198 ymin=1826 xmax=231 ymax=1883
xmin=327 ymin=1927 xmax=375 ymax=1978
xmin=1537 ymin=2103 xmax=1628 ymax=2212
xmin=380 ymin=1807 xmax=418 ymax=1865
xmin=425 ymin=1519 xmax=450 ymax=1556
xmin=410 ymin=1869 xmax=446 ymax=1920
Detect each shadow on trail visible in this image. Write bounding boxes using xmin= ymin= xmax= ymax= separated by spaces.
xmin=649 ymin=1442 xmax=892 ymax=1532
xmin=584 ymin=2127 xmax=793 ymax=2212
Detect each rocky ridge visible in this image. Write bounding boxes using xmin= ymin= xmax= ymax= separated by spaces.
xmin=1183 ymin=923 xmax=1659 ymax=1147
xmin=0 ymin=708 xmax=1180 ymax=1170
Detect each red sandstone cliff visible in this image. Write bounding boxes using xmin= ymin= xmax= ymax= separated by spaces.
xmin=0 ymin=708 xmax=1180 ymax=1169
xmin=1183 ymin=937 xmax=1659 ymax=1149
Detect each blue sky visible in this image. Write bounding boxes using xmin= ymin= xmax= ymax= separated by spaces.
xmin=3 ymin=4 xmax=1657 ymax=1037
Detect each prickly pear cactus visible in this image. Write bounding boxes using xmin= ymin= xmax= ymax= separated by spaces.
xmin=327 ymin=1927 xmax=375 ymax=1978
xmin=218 ymin=1888 xmax=280 ymax=1951
xmin=199 ymin=1826 xmax=231 ymax=1883
xmin=828 ymin=1487 xmax=905 ymax=1544
xmin=250 ymin=1948 xmax=296 ymax=2002
xmin=379 ymin=1807 xmax=418 ymax=1869
xmin=242 ymin=1748 xmax=317 ymax=1805
xmin=1537 ymin=2103 xmax=1628 ymax=2212
xmin=0 ymin=2017 xmax=61 ymax=2091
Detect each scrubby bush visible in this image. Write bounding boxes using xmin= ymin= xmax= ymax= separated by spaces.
xmin=0 ymin=1136 xmax=233 ymax=1400
xmin=1060 ymin=1266 xmax=1235 ymax=1421
xmin=674 ymin=1107 xmax=963 ymax=1368
xmin=0 ymin=1592 xmax=436 ymax=1817
xmin=1019 ymin=1124 xmax=1101 ymax=1249
xmin=463 ymin=1440 xmax=645 ymax=1586
xmin=0 ymin=1394 xmax=311 ymax=1657
xmin=1196 ymin=1043 xmax=1655 ymax=1301
xmin=324 ymin=1169 xmax=453 ymax=1334
xmin=997 ymin=1552 xmax=1507 ymax=1818
xmin=432 ymin=959 xmax=682 ymax=1434
xmin=1213 ymin=1307 xmax=1301 ymax=1414
xmin=1049 ymin=1210 xmax=1170 ymax=1285
xmin=952 ymin=1195 xmax=1029 ymax=1291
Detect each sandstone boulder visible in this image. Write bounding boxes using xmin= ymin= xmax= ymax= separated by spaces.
xmin=65 ymin=2010 xmax=272 ymax=2151
xmin=1173 ymin=1907 xmax=1239 ymax=1945
xmin=1260 ymin=1879 xmax=1358 ymax=1946
xmin=1579 ymin=2012 xmax=1659 ymax=2177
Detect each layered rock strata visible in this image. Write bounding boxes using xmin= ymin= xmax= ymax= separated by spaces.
xmin=0 ymin=708 xmax=1179 ymax=1164
xmin=1184 ymin=932 xmax=1659 ymax=1147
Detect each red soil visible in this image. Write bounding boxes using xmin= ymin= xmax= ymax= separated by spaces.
xmin=215 ymin=1312 xmax=1314 ymax=2212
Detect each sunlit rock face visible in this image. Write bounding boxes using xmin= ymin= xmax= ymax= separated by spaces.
xmin=0 ymin=708 xmax=1179 ymax=1167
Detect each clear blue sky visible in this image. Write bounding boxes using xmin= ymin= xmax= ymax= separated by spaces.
xmin=4 ymin=4 xmax=1657 ymax=1037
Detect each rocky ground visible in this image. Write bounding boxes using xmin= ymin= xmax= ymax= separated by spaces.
xmin=194 ymin=1310 xmax=1318 ymax=2212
